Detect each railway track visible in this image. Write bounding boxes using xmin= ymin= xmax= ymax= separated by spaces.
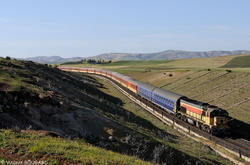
xmin=224 ymin=138 xmax=250 ymax=155
xmin=93 ymin=74 xmax=250 ymax=162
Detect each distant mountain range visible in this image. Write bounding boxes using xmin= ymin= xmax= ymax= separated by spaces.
xmin=19 ymin=50 xmax=250 ymax=64
xmin=19 ymin=56 xmax=85 ymax=64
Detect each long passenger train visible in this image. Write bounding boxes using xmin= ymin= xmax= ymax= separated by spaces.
xmin=58 ymin=67 xmax=230 ymax=135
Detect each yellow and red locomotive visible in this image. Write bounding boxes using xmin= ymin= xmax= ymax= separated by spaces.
xmin=179 ymin=98 xmax=229 ymax=134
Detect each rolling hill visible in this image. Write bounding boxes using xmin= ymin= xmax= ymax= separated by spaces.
xmin=220 ymin=55 xmax=250 ymax=68
xmin=92 ymin=50 xmax=250 ymax=61
xmin=17 ymin=50 xmax=250 ymax=64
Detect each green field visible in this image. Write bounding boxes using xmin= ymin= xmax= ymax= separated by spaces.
xmin=220 ymin=55 xmax=250 ymax=68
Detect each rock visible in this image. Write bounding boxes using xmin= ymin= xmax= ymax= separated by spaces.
xmin=24 ymin=101 xmax=30 ymax=107
xmin=109 ymin=136 xmax=114 ymax=141
xmin=28 ymin=107 xmax=41 ymax=122
xmin=59 ymin=101 xmax=71 ymax=112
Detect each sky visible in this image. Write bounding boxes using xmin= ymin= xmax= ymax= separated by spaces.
xmin=1 ymin=0 xmax=250 ymax=58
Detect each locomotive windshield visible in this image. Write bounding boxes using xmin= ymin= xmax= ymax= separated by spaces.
xmin=210 ymin=108 xmax=228 ymax=117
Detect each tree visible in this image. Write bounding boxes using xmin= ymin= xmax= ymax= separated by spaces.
xmin=5 ymin=56 xmax=11 ymax=60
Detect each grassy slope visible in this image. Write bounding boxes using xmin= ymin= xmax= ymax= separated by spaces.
xmin=220 ymin=55 xmax=250 ymax=68
xmin=0 ymin=59 xmax=41 ymax=92
xmin=0 ymin=129 xmax=150 ymax=165
xmin=0 ymin=58 xmax=152 ymax=164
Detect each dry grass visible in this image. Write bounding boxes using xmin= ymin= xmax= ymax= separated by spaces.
xmin=159 ymin=54 xmax=247 ymax=69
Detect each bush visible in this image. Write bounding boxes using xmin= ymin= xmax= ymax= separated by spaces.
xmin=5 ymin=56 xmax=11 ymax=60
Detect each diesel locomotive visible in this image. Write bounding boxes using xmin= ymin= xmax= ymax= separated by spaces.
xmin=58 ymin=67 xmax=230 ymax=135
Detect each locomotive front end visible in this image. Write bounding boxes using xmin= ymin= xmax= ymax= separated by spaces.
xmin=207 ymin=106 xmax=230 ymax=135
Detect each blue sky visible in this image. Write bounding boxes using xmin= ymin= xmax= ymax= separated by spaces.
xmin=1 ymin=0 xmax=250 ymax=58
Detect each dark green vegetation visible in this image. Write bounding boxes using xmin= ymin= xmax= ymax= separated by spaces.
xmin=221 ymin=55 xmax=250 ymax=68
xmin=0 ymin=57 xmax=234 ymax=164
